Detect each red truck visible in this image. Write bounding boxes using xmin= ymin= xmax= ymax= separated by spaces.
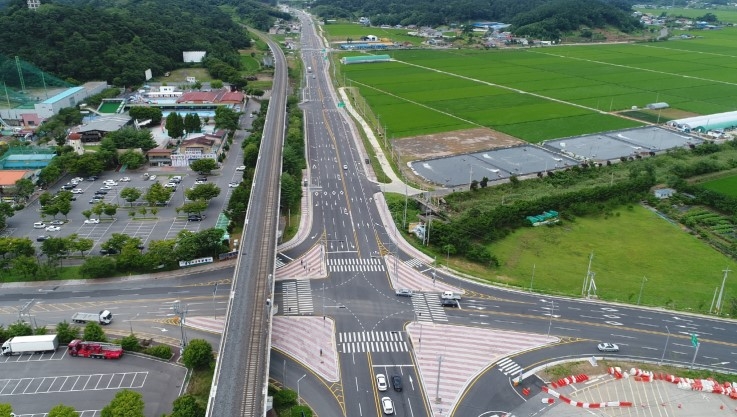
xmin=67 ymin=340 xmax=123 ymax=359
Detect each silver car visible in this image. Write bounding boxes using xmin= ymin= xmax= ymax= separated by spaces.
xmin=597 ymin=343 xmax=619 ymax=352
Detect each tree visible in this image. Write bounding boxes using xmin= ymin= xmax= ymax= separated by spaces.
xmin=41 ymin=237 xmax=69 ymax=264
xmin=179 ymin=200 xmax=208 ymax=216
xmin=103 ymin=233 xmax=141 ymax=253
xmin=181 ymin=339 xmax=214 ymax=369
xmin=143 ymin=239 xmax=178 ymax=270
xmin=48 ymin=404 xmax=79 ymax=417
xmin=70 ymin=236 xmax=94 ymax=255
xmin=120 ymin=334 xmax=141 ymax=351
xmin=171 ymin=394 xmax=205 ymax=417
xmin=280 ymin=173 xmax=301 ymax=210
xmin=145 ymin=182 xmax=172 ymax=206
xmin=83 ymin=322 xmax=106 ymax=342
xmin=80 ymin=256 xmax=117 ymax=278
xmin=128 ymin=106 xmax=163 ymax=126
xmin=166 ymin=112 xmax=184 ymax=138
xmin=55 ymin=321 xmax=80 ymax=344
xmin=184 ymin=113 xmax=202 ymax=134
xmin=189 ymin=158 xmax=218 ymax=175
xmin=38 ymin=164 xmax=61 ymax=187
xmin=0 ymin=202 xmax=14 ymax=230
xmin=119 ymin=150 xmax=146 ymax=170
xmin=214 ymin=106 xmax=240 ymax=131
xmin=101 ymin=390 xmax=145 ymax=417
xmin=120 ymin=187 xmax=142 ymax=206
xmin=210 ymin=80 xmax=224 ymax=89
xmin=71 ymin=153 xmax=105 ymax=176
xmin=116 ymin=240 xmax=145 ymax=271
xmin=242 ymin=143 xmax=259 ymax=167
xmin=7 ymin=321 xmax=33 ymax=337
xmin=0 ymin=404 xmax=14 ymax=417
xmin=185 ymin=183 xmax=221 ymax=201
xmin=14 ymin=178 xmax=35 ymax=202
xmin=103 ymin=203 xmax=119 ymax=219
xmin=12 ymin=255 xmax=39 ymax=279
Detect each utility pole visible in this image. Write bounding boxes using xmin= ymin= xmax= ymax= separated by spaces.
xmin=173 ymin=300 xmax=188 ymax=349
xmin=659 ymin=326 xmax=670 ymax=365
xmin=435 ymin=355 xmax=443 ymax=403
xmin=582 ymin=252 xmax=594 ymax=297
xmin=715 ymin=267 xmax=731 ymax=313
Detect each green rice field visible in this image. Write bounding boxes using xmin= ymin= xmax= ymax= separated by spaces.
xmin=338 ymin=26 xmax=737 ymax=141
xmin=700 ymin=174 xmax=737 ymax=197
xmin=322 ymin=23 xmax=427 ymax=45
xmin=637 ymin=6 xmax=737 ymax=23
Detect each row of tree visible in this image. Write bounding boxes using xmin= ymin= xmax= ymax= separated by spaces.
xmin=313 ymin=0 xmax=641 ymax=38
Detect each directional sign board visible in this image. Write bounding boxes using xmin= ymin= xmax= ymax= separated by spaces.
xmin=691 ymin=333 xmax=699 ymax=347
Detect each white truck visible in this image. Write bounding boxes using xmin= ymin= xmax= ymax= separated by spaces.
xmin=441 ymin=291 xmax=462 ymax=301
xmin=72 ymin=310 xmax=113 ymax=325
xmin=2 ymin=334 xmax=59 ymax=356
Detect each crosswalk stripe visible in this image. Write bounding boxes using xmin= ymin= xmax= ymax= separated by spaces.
xmin=337 ymin=331 xmax=409 ymax=353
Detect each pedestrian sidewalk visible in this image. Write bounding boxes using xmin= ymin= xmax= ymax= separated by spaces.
xmin=406 ymin=322 xmax=557 ymax=417
xmin=278 ymin=176 xmax=313 ymax=252
xmin=337 ymin=87 xmax=424 ymax=196
xmin=385 ymin=254 xmax=461 ymax=293
xmin=271 ymin=316 xmax=340 ymax=382
xmin=275 ymin=243 xmax=327 ymax=281
xmin=374 ymin=192 xmax=434 ymax=264
xmin=185 ymin=316 xmax=225 ymax=334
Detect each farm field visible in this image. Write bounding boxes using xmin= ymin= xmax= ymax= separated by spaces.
xmin=489 ymin=205 xmax=737 ymax=312
xmin=338 ymin=27 xmax=737 ymax=141
xmin=700 ymin=174 xmax=737 ymax=197
xmin=322 ymin=23 xmax=427 ymax=45
xmin=637 ymin=6 xmax=737 ymax=23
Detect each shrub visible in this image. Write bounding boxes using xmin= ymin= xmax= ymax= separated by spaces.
xmin=143 ymin=344 xmax=172 ymax=360
xmin=120 ymin=334 xmax=142 ymax=352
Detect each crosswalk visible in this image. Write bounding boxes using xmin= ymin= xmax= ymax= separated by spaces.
xmin=281 ymin=280 xmax=314 ymax=315
xmin=275 ymin=258 xmax=286 ymax=269
xmin=412 ymin=293 xmax=448 ymax=323
xmin=328 ymin=258 xmax=385 ymax=272
xmin=338 ymin=331 xmax=408 ymax=353
xmin=496 ymin=357 xmax=523 ymax=376
xmin=404 ymin=258 xmax=424 ymax=268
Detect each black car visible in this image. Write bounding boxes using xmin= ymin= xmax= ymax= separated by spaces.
xmin=188 ymin=214 xmax=204 ymax=221
xmin=61 ymin=184 xmax=76 ymax=190
xmin=94 ymin=190 xmax=108 ymax=195
xmin=391 ymin=375 xmax=402 ymax=392
xmin=441 ymin=298 xmax=459 ymax=308
xmin=100 ymin=248 xmax=119 ymax=255
xmin=87 ymin=175 xmax=98 ymax=181
xmin=36 ymin=235 xmax=50 ymax=242
xmin=195 ymin=177 xmax=207 ymax=182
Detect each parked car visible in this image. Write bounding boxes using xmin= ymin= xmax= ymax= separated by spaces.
xmin=84 ymin=219 xmax=100 ymax=224
xmin=99 ymin=186 xmax=112 ymax=190
xmin=71 ymin=189 xmax=84 ymax=194
xmin=381 ymin=397 xmax=394 ymax=415
xmin=228 ymin=182 xmax=241 ymax=188
xmin=119 ymin=177 xmax=131 ymax=182
xmin=33 ymin=222 xmax=46 ymax=229
xmin=103 ymin=181 xmax=118 ymax=186
xmin=236 ymin=165 xmax=246 ymax=171
xmin=36 ymin=235 xmax=50 ymax=242
xmin=149 ymin=175 xmax=157 ymax=181
xmin=187 ymin=214 xmax=204 ymax=222
xmin=95 ymin=190 xmax=108 ymax=195
xmin=164 ymin=183 xmax=177 ymax=188
xmin=196 ymin=177 xmax=207 ymax=182
xmin=86 ymin=176 xmax=98 ymax=181
xmin=72 ymin=177 xmax=84 ymax=182
xmin=61 ymin=184 xmax=76 ymax=190
xmin=49 ymin=220 xmax=65 ymax=226
xmin=100 ymin=248 xmax=118 ymax=255
xmin=376 ymin=374 xmax=388 ymax=392
xmin=597 ymin=343 xmax=619 ymax=352
xmin=194 ymin=180 xmax=206 ymax=185
xmin=170 ymin=176 xmax=182 ymax=183
xmin=45 ymin=226 xmax=61 ymax=232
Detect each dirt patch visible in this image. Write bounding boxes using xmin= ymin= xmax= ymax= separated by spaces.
xmin=655 ymin=108 xmax=700 ymax=119
xmin=393 ymin=127 xmax=525 ymax=162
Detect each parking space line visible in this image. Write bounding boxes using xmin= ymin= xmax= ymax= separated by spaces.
xmin=11 ymin=378 xmax=31 ymax=395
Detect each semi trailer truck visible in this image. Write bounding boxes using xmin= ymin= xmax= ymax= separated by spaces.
xmin=1 ymin=334 xmax=59 ymax=356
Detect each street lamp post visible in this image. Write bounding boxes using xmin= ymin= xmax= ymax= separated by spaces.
xmin=297 ymin=374 xmax=307 ymax=404
xmin=659 ymin=326 xmax=670 ymax=365
xmin=127 ymin=313 xmax=140 ymax=335
xmin=547 ymin=300 xmax=554 ymax=337
xmin=435 ymin=355 xmax=443 ymax=403
xmin=637 ymin=276 xmax=647 ymax=305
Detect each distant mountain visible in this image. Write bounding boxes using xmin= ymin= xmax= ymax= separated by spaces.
xmin=312 ymin=0 xmax=642 ymax=38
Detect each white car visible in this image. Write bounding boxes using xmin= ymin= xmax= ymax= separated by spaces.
xmin=71 ymin=189 xmax=84 ymax=194
xmin=164 ymin=183 xmax=177 ymax=188
xmin=100 ymin=185 xmax=112 ymax=190
xmin=343 ymin=164 xmax=348 ymax=170
xmin=236 ymin=165 xmax=246 ymax=171
xmin=119 ymin=177 xmax=131 ymax=182
xmin=72 ymin=177 xmax=84 ymax=182
xmin=45 ymin=226 xmax=61 ymax=232
xmin=149 ymin=175 xmax=157 ymax=181
xmin=376 ymin=374 xmax=388 ymax=392
xmin=194 ymin=180 xmax=206 ymax=185
xmin=381 ymin=397 xmax=394 ymax=415
xmin=104 ymin=181 xmax=118 ymax=186
xmin=84 ymin=218 xmax=100 ymax=224
xmin=33 ymin=222 xmax=46 ymax=229
xmin=228 ymin=182 xmax=241 ymax=188
xmin=597 ymin=343 xmax=620 ymax=352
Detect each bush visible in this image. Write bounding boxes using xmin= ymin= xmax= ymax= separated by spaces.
xmin=120 ymin=334 xmax=141 ymax=352
xmin=273 ymin=389 xmax=297 ymax=408
xmin=83 ymin=322 xmax=107 ymax=342
xmin=181 ymin=339 xmax=214 ymax=369
xmin=55 ymin=321 xmax=80 ymax=344
xmin=143 ymin=344 xmax=172 ymax=360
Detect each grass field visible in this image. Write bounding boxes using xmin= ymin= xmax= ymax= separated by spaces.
xmin=487 ymin=205 xmax=737 ymax=312
xmin=322 ymin=23 xmax=427 ymax=46
xmin=338 ymin=26 xmax=737 ymax=141
xmin=637 ymin=6 xmax=737 ymax=23
xmin=700 ymin=174 xmax=737 ymax=197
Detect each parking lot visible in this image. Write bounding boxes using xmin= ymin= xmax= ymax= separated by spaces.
xmin=15 ymin=156 xmax=246 ymax=254
xmin=2 ymin=350 xmax=186 ymax=416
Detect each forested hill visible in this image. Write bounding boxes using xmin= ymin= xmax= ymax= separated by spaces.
xmin=313 ymin=0 xmax=642 ymax=38
xmin=0 ymin=0 xmax=289 ymax=86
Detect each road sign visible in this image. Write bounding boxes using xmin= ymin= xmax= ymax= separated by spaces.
xmin=691 ymin=333 xmax=699 ymax=347
xmin=338 ymin=101 xmax=345 ymax=108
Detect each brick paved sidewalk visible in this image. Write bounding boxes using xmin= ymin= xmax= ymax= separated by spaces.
xmin=275 ymin=243 xmax=327 ymax=281
xmin=385 ymin=254 xmax=462 ymax=293
xmin=272 ymin=316 xmax=339 ymax=382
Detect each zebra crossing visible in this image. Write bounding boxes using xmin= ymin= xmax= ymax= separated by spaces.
xmin=404 ymin=258 xmax=424 ymax=268
xmin=281 ymin=280 xmax=314 ymax=315
xmin=496 ymin=357 xmax=523 ymax=376
xmin=338 ymin=331 xmax=408 ymax=353
xmin=328 ymin=257 xmax=385 ymax=272
xmin=412 ymin=293 xmax=448 ymax=323
xmin=275 ymin=258 xmax=286 ymax=269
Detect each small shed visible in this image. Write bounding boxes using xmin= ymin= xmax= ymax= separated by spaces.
xmin=654 ymin=188 xmax=675 ymax=199
xmin=646 ymin=102 xmax=669 ymax=110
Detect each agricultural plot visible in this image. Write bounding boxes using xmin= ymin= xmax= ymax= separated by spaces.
xmin=339 ymin=28 xmax=737 ymax=142
xmin=700 ymin=174 xmax=737 ymax=198
xmin=322 ymin=23 xmax=424 ymax=45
